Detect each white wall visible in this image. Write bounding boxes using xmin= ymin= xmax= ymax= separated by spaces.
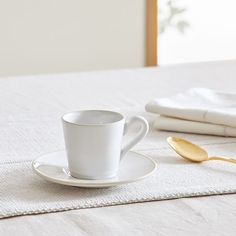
xmin=0 ymin=0 xmax=145 ymax=76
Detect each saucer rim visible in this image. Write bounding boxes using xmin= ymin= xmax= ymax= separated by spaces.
xmin=32 ymin=150 xmax=157 ymax=188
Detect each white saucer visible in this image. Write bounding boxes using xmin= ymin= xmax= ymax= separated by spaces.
xmin=32 ymin=151 xmax=157 ymax=188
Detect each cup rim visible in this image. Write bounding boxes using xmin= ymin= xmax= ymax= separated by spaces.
xmin=62 ymin=110 xmax=124 ymax=126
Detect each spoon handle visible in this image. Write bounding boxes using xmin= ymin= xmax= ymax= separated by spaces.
xmin=209 ymin=156 xmax=236 ymax=164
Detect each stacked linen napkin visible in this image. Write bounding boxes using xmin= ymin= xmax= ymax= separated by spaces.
xmin=145 ymin=88 xmax=236 ymax=136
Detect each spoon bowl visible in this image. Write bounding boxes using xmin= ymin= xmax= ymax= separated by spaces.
xmin=167 ymin=136 xmax=236 ymax=164
xmin=167 ymin=137 xmax=209 ymax=162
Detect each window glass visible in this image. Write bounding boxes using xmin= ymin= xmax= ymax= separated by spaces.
xmin=158 ymin=0 xmax=236 ymax=65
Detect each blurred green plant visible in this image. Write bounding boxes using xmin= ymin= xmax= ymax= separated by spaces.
xmin=159 ymin=0 xmax=189 ymax=35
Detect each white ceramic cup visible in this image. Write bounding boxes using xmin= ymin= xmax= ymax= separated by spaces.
xmin=62 ymin=110 xmax=149 ymax=180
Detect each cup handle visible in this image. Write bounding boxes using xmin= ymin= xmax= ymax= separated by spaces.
xmin=120 ymin=116 xmax=149 ymax=160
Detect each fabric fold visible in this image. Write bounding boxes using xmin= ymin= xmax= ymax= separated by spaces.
xmin=154 ymin=116 xmax=236 ymax=137
xmin=146 ymin=88 xmax=236 ymax=136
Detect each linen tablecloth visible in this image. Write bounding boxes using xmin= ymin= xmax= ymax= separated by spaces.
xmin=1 ymin=60 xmax=236 ymax=235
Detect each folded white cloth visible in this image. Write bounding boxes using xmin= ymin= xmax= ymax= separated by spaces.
xmin=146 ymin=88 xmax=236 ymax=136
xmin=154 ymin=116 xmax=236 ymax=136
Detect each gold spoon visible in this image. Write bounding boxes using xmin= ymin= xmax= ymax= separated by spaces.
xmin=167 ymin=136 xmax=236 ymax=164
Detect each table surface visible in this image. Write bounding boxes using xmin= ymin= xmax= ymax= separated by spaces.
xmin=1 ymin=60 xmax=236 ymax=236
